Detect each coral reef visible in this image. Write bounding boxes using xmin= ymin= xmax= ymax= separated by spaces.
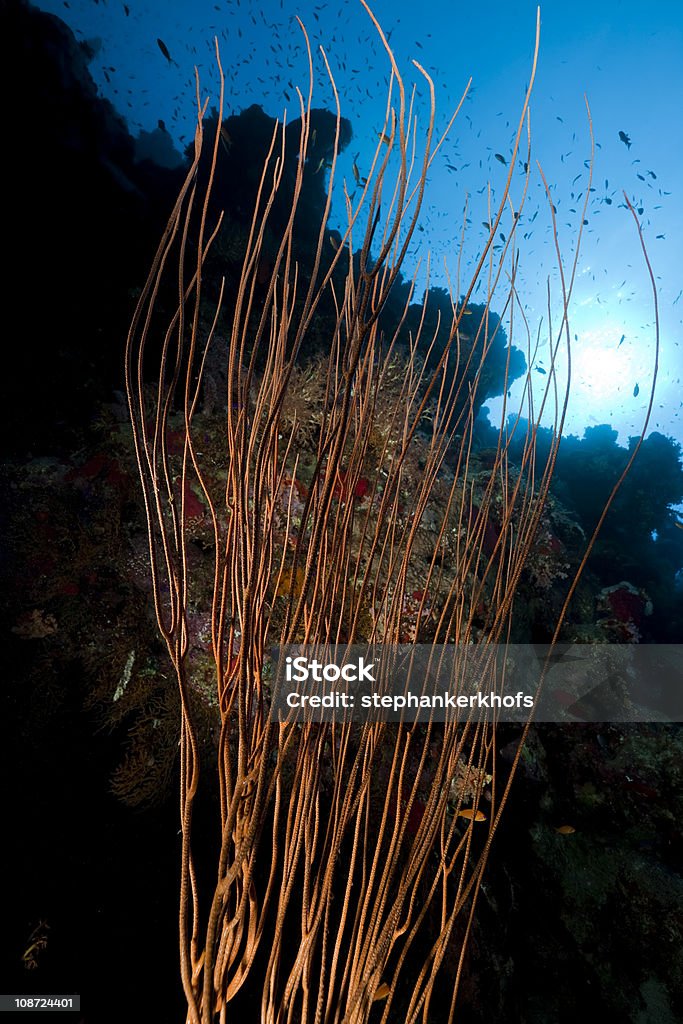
xmin=2 ymin=2 xmax=681 ymax=1019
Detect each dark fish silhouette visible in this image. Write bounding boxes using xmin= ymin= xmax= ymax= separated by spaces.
xmin=157 ymin=38 xmax=177 ymax=66
xmin=494 ymin=153 xmax=507 ymax=165
xmin=618 ymin=130 xmax=631 ymax=149
xmin=633 ymin=383 xmax=640 ymax=397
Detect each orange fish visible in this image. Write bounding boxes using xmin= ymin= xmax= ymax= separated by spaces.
xmin=373 ymin=983 xmax=391 ymax=1001
xmin=554 ymin=824 xmax=576 ymax=835
xmin=457 ymin=808 xmax=486 ymax=822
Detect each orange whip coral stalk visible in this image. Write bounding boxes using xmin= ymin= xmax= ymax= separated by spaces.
xmin=125 ymin=5 xmax=656 ymax=1021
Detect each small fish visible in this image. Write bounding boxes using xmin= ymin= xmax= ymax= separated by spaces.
xmin=618 ymin=130 xmax=631 ymax=149
xmin=618 ymin=334 xmax=625 ymax=347
xmin=157 ymin=38 xmax=177 ymax=66
xmin=352 ymin=162 xmax=360 ymax=184
xmin=457 ymin=808 xmax=486 ymax=822
xmin=536 ymin=366 xmax=547 ymax=375
xmin=494 ymin=153 xmax=507 ymax=165
xmin=329 ymin=234 xmax=340 ymax=251
xmin=378 ymin=132 xmax=392 ymax=145
xmin=633 ymin=383 xmax=640 ymax=397
xmin=313 ymin=157 xmax=325 ymax=174
xmin=675 ymin=522 xmax=683 ymax=531
xmin=220 ymin=125 xmax=233 ymax=153
xmin=555 ymin=824 xmax=576 ymax=835
xmin=373 ymin=983 xmax=391 ymax=1002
